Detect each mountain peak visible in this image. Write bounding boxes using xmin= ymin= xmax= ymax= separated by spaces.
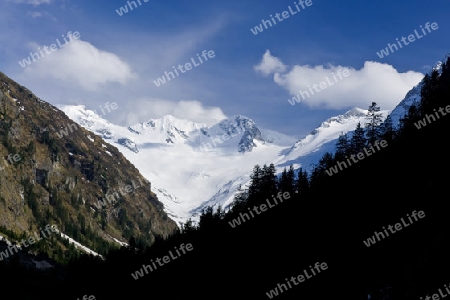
xmin=313 ymin=108 xmax=369 ymax=134
xmin=433 ymin=53 xmax=450 ymax=73
xmin=219 ymin=115 xmax=255 ymax=129
xmin=387 ymin=55 xmax=449 ymax=128
xmin=126 ymin=115 xmax=207 ymax=145
xmin=229 ymin=114 xmax=252 ymax=121
xmin=149 ymin=114 xmax=194 ymax=125
xmin=343 ymin=108 xmax=367 ymax=118
xmin=285 ymin=107 xmax=387 ymax=161
xmin=143 ymin=114 xmax=206 ymax=130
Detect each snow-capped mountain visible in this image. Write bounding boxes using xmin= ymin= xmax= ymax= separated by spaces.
xmin=58 ymin=104 xmax=387 ymax=226
xmin=173 ymin=57 xmax=449 ymax=219
xmin=56 ymin=106 xmax=296 ymax=226
xmin=390 ymin=59 xmax=446 ymax=127
xmin=190 ymin=107 xmax=389 ymax=217
xmin=128 ymin=114 xmax=205 ymax=145
xmin=389 ymin=82 xmax=423 ymax=127
xmin=57 ymin=59 xmax=446 ymax=226
xmin=279 ymin=108 xmax=388 ymax=168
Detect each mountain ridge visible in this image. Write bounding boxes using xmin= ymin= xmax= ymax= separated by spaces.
xmin=55 ymin=57 xmax=448 ymax=226
xmin=58 ymin=104 xmax=389 ymax=225
xmin=0 ymin=72 xmax=177 ymax=264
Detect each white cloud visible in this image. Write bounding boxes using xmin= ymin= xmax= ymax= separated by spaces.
xmin=27 ymin=11 xmax=42 ymax=17
xmin=254 ymin=50 xmax=287 ymax=76
xmin=124 ymin=99 xmax=227 ymax=126
xmin=12 ymin=0 xmax=51 ymax=5
xmin=257 ymin=51 xmax=424 ymax=110
xmin=26 ymin=11 xmax=56 ymax=20
xmin=22 ymin=38 xmax=136 ymax=91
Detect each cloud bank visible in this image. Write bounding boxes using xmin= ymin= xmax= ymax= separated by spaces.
xmin=22 ymin=39 xmax=136 ymax=91
xmin=123 ymin=99 xmax=227 ymax=126
xmin=254 ymin=50 xmax=424 ymax=110
xmin=11 ymin=0 xmax=51 ymax=5
xmin=253 ymin=50 xmax=287 ymax=76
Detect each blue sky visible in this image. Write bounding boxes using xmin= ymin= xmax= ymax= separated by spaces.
xmin=0 ymin=0 xmax=449 ymax=138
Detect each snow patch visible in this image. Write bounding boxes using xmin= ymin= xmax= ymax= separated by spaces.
xmin=58 ymin=231 xmax=103 ymax=258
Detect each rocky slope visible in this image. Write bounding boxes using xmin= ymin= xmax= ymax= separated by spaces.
xmin=0 ymin=71 xmax=177 ymax=261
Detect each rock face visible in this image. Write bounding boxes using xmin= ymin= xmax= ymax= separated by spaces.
xmin=0 ymin=71 xmax=177 ymax=255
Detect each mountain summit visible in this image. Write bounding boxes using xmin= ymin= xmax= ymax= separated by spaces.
xmin=58 ymin=107 xmax=296 ymax=226
xmin=57 ymin=56 xmax=449 ymax=226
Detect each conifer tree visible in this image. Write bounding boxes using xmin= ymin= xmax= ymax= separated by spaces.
xmin=279 ymin=165 xmax=295 ymax=195
xmin=287 ymin=165 xmax=295 ymax=194
xmin=295 ymin=167 xmax=309 ymax=195
xmin=260 ymin=163 xmax=278 ymax=198
xmin=439 ymin=57 xmax=450 ymax=100
xmin=310 ymin=152 xmax=333 ymax=192
xmin=365 ymin=102 xmax=383 ymax=145
xmin=350 ymin=122 xmax=366 ymax=153
xmin=198 ymin=206 xmax=224 ymax=233
xmin=181 ymin=219 xmax=197 ymax=235
xmin=247 ymin=164 xmax=262 ymax=203
xmin=335 ymin=133 xmax=350 ymax=161
xmin=229 ymin=188 xmax=248 ymax=219
xmin=380 ymin=115 xmax=396 ymax=143
xmin=420 ymin=70 xmax=440 ymax=115
xmin=398 ymin=104 xmax=421 ymax=138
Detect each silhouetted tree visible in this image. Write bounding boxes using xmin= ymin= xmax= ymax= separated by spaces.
xmin=279 ymin=165 xmax=295 ymax=195
xmin=420 ymin=70 xmax=440 ymax=115
xmin=260 ymin=163 xmax=278 ymax=198
xmin=380 ymin=115 xmax=396 ymax=143
xmin=310 ymin=152 xmax=333 ymax=192
xmin=247 ymin=164 xmax=263 ymax=204
xmin=180 ymin=218 xmax=197 ymax=235
xmin=295 ymin=167 xmax=309 ymax=196
xmin=398 ymin=104 xmax=421 ymax=138
xmin=365 ymin=102 xmax=383 ymax=144
xmin=350 ymin=122 xmax=366 ymax=153
xmin=335 ymin=133 xmax=350 ymax=161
